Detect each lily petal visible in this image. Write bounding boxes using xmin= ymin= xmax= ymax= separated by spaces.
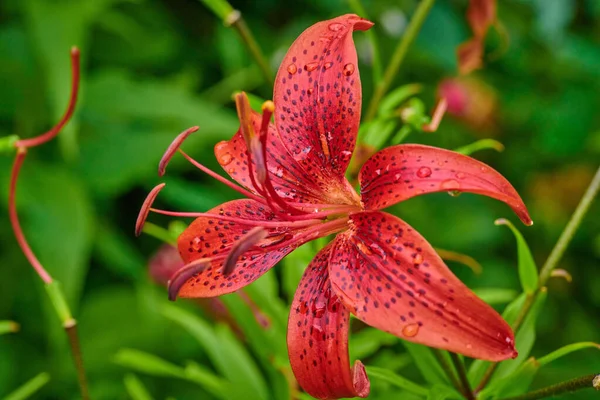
xmin=273 ymin=14 xmax=372 ymax=204
xmin=288 ymin=242 xmax=370 ymax=399
xmin=359 ymin=144 xmax=532 ymax=225
xmin=329 ymin=211 xmax=517 ymax=361
xmin=176 ymin=199 xmax=322 ymax=298
xmin=214 ymin=111 xmax=332 ymax=204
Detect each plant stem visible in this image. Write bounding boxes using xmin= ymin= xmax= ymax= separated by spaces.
xmin=432 ymin=349 xmax=462 ymax=393
xmin=364 ymin=0 xmax=436 ymax=121
xmin=226 ymin=10 xmax=273 ymax=85
xmin=476 ymin=165 xmax=600 ymax=392
xmin=498 ymin=373 xmax=599 ymax=400
xmin=347 ymin=0 xmax=382 ymax=85
xmin=450 ymin=353 xmax=475 ymax=400
xmin=65 ymin=320 xmax=90 ymax=400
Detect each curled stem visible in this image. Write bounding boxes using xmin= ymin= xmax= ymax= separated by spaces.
xmin=476 ymin=165 xmax=600 ymax=392
xmin=498 ymin=373 xmax=600 ymax=400
xmin=364 ymin=0 xmax=436 ymax=121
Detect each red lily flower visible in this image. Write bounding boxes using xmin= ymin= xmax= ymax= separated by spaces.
xmin=137 ymin=14 xmax=531 ymax=399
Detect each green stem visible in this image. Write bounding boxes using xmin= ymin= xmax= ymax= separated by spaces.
xmin=432 ymin=349 xmax=462 ymax=393
xmin=226 ymin=10 xmax=273 ymax=85
xmin=449 ymin=353 xmax=475 ymax=400
xmin=65 ymin=320 xmax=90 ymax=400
xmin=347 ymin=0 xmax=382 ymax=85
xmin=498 ymin=373 xmax=600 ymax=400
xmin=143 ymin=222 xmax=177 ymax=245
xmin=364 ymin=0 xmax=436 ymax=121
xmin=477 ymin=165 xmax=600 ymax=392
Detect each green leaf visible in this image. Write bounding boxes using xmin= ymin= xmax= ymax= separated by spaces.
xmin=378 ymin=83 xmax=423 ymax=116
xmin=94 ymin=223 xmax=146 ymax=280
xmin=195 ymin=0 xmax=234 ymax=21
xmin=495 ymin=218 xmax=538 ymax=294
xmin=537 ymin=342 xmax=600 ymax=366
xmin=472 ymin=288 xmax=518 ymax=305
xmin=182 ymin=361 xmax=231 ymax=398
xmin=402 ymin=342 xmax=449 ymax=385
xmin=454 ymin=139 xmax=505 ymax=156
xmin=3 ymin=372 xmax=50 ymax=400
xmin=350 ymin=328 xmax=398 ymax=360
xmin=114 ymin=348 xmax=186 ymax=379
xmin=366 ymin=366 xmax=429 ymax=396
xmin=478 ymin=358 xmax=539 ymax=400
xmin=427 ymin=384 xmax=463 ymax=400
xmin=123 ymin=373 xmax=154 ymax=400
xmin=362 ymin=119 xmax=397 ymax=149
xmin=162 ymin=304 xmax=269 ymax=400
xmin=0 ymin=320 xmax=19 ymax=335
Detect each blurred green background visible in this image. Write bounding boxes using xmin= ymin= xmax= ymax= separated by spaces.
xmin=1 ymin=0 xmax=599 ymax=399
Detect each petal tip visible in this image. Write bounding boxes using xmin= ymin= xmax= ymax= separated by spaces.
xmin=352 ymin=360 xmax=371 ymax=398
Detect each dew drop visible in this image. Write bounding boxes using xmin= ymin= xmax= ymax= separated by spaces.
xmin=375 ymin=168 xmax=382 ymax=176
xmin=455 ymin=172 xmax=465 ymax=179
xmin=307 ymin=88 xmax=314 ymax=96
xmin=275 ymin=167 xmax=284 ymax=178
xmin=340 ymin=150 xmax=352 ymax=162
xmin=299 ymin=301 xmax=309 ymax=314
xmin=413 ymin=253 xmax=423 ymax=265
xmin=402 ymin=323 xmax=419 ymax=337
xmin=416 ymin=166 xmax=432 ymax=178
xmin=466 ymin=343 xmax=473 ymax=349
xmin=369 ymin=243 xmax=387 ymax=260
xmin=343 ymin=63 xmax=355 ymax=76
xmin=324 ymin=62 xmax=333 ymax=70
xmin=440 ymin=179 xmax=459 ymax=190
xmin=287 ymin=63 xmax=298 ymax=75
xmin=214 ymin=141 xmax=228 ymax=153
xmin=191 ymin=237 xmax=201 ymax=251
xmin=328 ymin=22 xmax=344 ymax=32
xmin=219 ymin=153 xmax=233 ymax=166
xmin=305 ymin=62 xmax=319 ymax=72
xmin=394 ymin=173 xmax=402 ymax=182
xmin=447 ymin=190 xmax=461 ymax=197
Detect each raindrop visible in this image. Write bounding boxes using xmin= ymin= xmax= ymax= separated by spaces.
xmin=413 ymin=253 xmax=423 ymax=265
xmin=275 ymin=167 xmax=284 ymax=178
xmin=287 ymin=63 xmax=298 ymax=75
xmin=394 ymin=173 xmax=402 ymax=182
xmin=466 ymin=343 xmax=473 ymax=349
xmin=304 ymin=62 xmax=319 ymax=72
xmin=328 ymin=22 xmax=344 ymax=32
xmin=455 ymin=172 xmax=465 ymax=179
xmin=416 ymin=166 xmax=432 ymax=178
xmin=191 ymin=237 xmax=202 ymax=251
xmin=340 ymin=150 xmax=352 ymax=162
xmin=219 ymin=153 xmax=233 ymax=166
xmin=214 ymin=141 xmax=228 ymax=153
xmin=375 ymin=168 xmax=382 ymax=176
xmin=402 ymin=323 xmax=419 ymax=337
xmin=343 ymin=63 xmax=355 ymax=76
xmin=369 ymin=243 xmax=387 ymax=259
xmin=440 ymin=179 xmax=459 ymax=190
xmin=447 ymin=190 xmax=461 ymax=197
xmin=324 ymin=62 xmax=333 ymax=70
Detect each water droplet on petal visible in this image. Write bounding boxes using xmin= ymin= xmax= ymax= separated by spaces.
xmin=340 ymin=150 xmax=352 ymax=162
xmin=394 ymin=173 xmax=402 ymax=182
xmin=413 ymin=253 xmax=423 ymax=265
xmin=324 ymin=62 xmax=333 ymax=70
xmin=275 ymin=167 xmax=284 ymax=178
xmin=441 ymin=179 xmax=459 ymax=190
xmin=328 ymin=22 xmax=344 ymax=32
xmin=402 ymin=323 xmax=419 ymax=337
xmin=214 ymin=141 xmax=228 ymax=153
xmin=369 ymin=243 xmax=386 ymax=260
xmin=307 ymin=88 xmax=314 ymax=96
xmin=343 ymin=63 xmax=355 ymax=76
xmin=305 ymin=62 xmax=319 ymax=72
xmin=466 ymin=343 xmax=473 ymax=349
xmin=219 ymin=153 xmax=233 ymax=166
xmin=287 ymin=63 xmax=297 ymax=75
xmin=447 ymin=190 xmax=461 ymax=197
xmin=298 ymin=301 xmax=309 ymax=314
xmin=375 ymin=168 xmax=382 ymax=176
xmin=191 ymin=237 xmax=201 ymax=251
xmin=416 ymin=167 xmax=432 ymax=178
xmin=455 ymin=172 xmax=465 ymax=179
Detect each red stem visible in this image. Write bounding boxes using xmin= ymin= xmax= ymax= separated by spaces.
xmin=15 ymin=47 xmax=80 ymax=149
xmin=8 ymin=148 xmax=53 ymax=284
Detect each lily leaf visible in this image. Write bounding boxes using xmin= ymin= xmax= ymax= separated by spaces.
xmin=114 ymin=348 xmax=186 ymax=379
xmin=365 ymin=365 xmax=429 ymax=397
xmin=402 ymin=342 xmax=449 ymax=385
xmin=495 ymin=218 xmax=538 ymax=294
xmin=3 ymin=372 xmax=50 ymax=400
xmin=472 ymin=288 xmax=518 ymax=305
xmin=537 ymin=342 xmax=600 ymax=366
xmin=0 ymin=321 xmax=19 ymax=335
xmin=123 ymin=374 xmax=154 ymax=400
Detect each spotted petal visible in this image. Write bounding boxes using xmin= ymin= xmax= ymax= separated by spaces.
xmin=329 ymin=211 xmax=517 ymax=361
xmin=273 ymin=14 xmax=372 ymax=201
xmin=176 ymin=199 xmax=328 ymax=298
xmin=288 ymin=242 xmax=370 ymax=399
xmin=359 ymin=144 xmax=532 ymax=225
xmin=214 ymin=111 xmax=337 ymax=205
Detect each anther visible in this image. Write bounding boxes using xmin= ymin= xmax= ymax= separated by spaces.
xmin=135 ymin=183 xmax=166 ymax=236
xmin=167 ymin=258 xmax=209 ymax=301
xmin=159 ymin=126 xmax=199 ymax=176
xmin=222 ymin=226 xmax=268 ymax=276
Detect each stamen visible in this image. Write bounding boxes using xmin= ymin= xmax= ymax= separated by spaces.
xmin=167 ymin=258 xmax=209 ymax=301
xmin=16 ymin=47 xmax=80 ymax=149
xmin=178 ymin=149 xmax=266 ymax=203
xmin=222 ymin=226 xmax=268 ymax=276
xmin=235 ymin=92 xmax=266 ymax=194
xmin=422 ymin=97 xmax=448 ymax=132
xmin=159 ymin=126 xmax=199 ymax=176
xmin=135 ymin=183 xmax=166 ymax=236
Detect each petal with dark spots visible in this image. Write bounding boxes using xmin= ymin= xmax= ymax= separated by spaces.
xmin=214 ymin=111 xmax=338 ymax=205
xmin=288 ymin=242 xmax=369 ymax=399
xmin=329 ymin=211 xmax=517 ymax=361
xmin=176 ymin=199 xmax=321 ymax=298
xmin=273 ymin=14 xmax=372 ymax=200
xmin=359 ymin=144 xmax=532 ymax=225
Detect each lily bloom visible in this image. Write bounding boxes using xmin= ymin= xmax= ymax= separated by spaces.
xmin=137 ymin=14 xmax=531 ymax=399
